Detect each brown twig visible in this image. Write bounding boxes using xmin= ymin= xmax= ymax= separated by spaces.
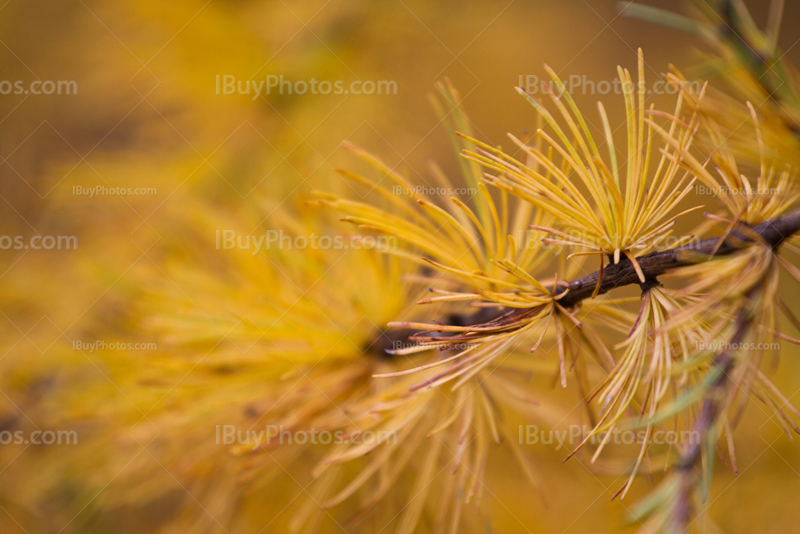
xmin=379 ymin=210 xmax=800 ymax=354
xmin=559 ymin=209 xmax=800 ymax=307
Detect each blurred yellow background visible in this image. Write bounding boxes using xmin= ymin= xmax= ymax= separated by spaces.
xmin=1 ymin=1 xmax=799 ymax=533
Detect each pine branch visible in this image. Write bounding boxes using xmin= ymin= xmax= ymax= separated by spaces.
xmin=380 ymin=210 xmax=800 ymax=353
xmin=559 ymin=209 xmax=800 ymax=307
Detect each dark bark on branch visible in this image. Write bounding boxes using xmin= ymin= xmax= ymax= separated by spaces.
xmin=558 ymin=209 xmax=800 ymax=308
xmin=375 ymin=210 xmax=800 ymax=355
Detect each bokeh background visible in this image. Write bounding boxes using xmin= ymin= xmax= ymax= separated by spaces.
xmin=0 ymin=0 xmax=799 ymax=532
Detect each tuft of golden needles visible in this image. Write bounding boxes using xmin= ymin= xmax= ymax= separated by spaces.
xmin=461 ymin=49 xmax=703 ymax=282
